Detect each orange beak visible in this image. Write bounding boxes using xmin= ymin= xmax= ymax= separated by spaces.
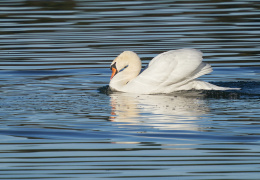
xmin=110 ymin=67 xmax=118 ymax=80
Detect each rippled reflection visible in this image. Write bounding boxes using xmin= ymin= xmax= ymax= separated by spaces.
xmin=109 ymin=92 xmax=209 ymax=130
xmin=0 ymin=0 xmax=260 ymax=179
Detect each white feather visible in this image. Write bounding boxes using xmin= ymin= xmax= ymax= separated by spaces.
xmin=109 ymin=49 xmax=239 ymax=94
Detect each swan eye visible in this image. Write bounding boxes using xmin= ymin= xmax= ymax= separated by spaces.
xmin=119 ymin=65 xmax=128 ymax=72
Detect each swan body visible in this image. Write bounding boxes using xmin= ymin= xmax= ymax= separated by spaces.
xmin=109 ymin=49 xmax=239 ymax=94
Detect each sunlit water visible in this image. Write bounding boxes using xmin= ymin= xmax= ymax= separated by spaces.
xmin=0 ymin=0 xmax=260 ymax=179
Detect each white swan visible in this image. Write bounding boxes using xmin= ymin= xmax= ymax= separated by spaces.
xmin=109 ymin=48 xmax=239 ymax=94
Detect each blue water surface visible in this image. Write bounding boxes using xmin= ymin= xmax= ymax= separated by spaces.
xmin=0 ymin=0 xmax=260 ymax=179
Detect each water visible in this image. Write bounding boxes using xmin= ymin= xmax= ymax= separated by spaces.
xmin=0 ymin=0 xmax=260 ymax=179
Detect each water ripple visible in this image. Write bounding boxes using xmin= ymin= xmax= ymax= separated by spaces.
xmin=0 ymin=0 xmax=260 ymax=179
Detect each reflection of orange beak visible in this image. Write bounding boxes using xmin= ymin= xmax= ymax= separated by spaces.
xmin=110 ymin=96 xmax=117 ymax=121
xmin=110 ymin=67 xmax=118 ymax=80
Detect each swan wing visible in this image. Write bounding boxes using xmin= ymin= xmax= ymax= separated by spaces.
xmin=124 ymin=49 xmax=210 ymax=93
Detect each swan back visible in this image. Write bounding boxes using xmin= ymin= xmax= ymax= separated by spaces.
xmin=124 ymin=49 xmax=208 ymax=93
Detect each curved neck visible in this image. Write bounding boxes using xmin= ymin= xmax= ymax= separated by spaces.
xmin=109 ymin=58 xmax=142 ymax=91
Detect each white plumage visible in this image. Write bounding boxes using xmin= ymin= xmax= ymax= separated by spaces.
xmin=109 ymin=48 xmax=239 ymax=94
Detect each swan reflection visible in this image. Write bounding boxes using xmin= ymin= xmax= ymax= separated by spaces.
xmin=109 ymin=92 xmax=209 ymax=130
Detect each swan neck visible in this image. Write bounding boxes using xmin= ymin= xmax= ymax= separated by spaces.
xmin=110 ymin=57 xmax=141 ymax=91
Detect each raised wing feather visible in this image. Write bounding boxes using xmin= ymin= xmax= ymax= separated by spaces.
xmin=125 ymin=49 xmax=209 ymax=93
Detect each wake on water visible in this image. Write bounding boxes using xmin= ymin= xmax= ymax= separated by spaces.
xmin=98 ymin=81 xmax=260 ymax=99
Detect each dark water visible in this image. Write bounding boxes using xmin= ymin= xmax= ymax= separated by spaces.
xmin=1 ymin=0 xmax=260 ymax=179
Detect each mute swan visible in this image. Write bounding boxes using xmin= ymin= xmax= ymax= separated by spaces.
xmin=109 ymin=48 xmax=239 ymax=94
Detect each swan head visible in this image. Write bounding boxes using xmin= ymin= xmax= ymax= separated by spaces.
xmin=110 ymin=51 xmax=141 ymax=80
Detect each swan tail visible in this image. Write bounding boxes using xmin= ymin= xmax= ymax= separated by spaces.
xmin=162 ymin=63 xmax=240 ymax=93
xmin=191 ymin=81 xmax=240 ymax=90
xmin=189 ymin=64 xmax=240 ymax=90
